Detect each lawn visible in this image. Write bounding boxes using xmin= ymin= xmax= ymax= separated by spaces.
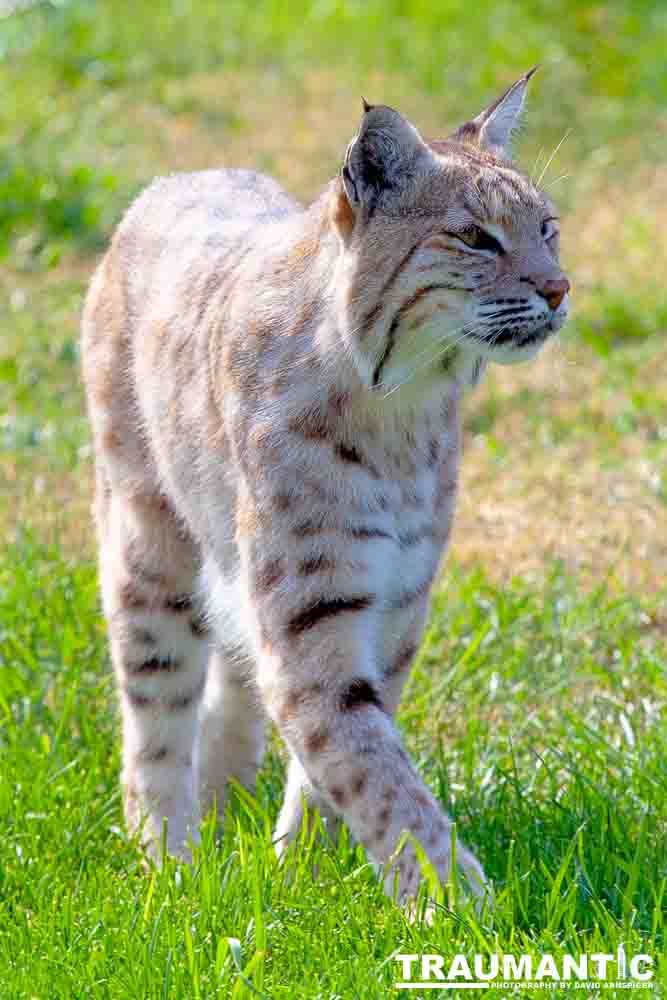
xmin=0 ymin=2 xmax=666 ymax=997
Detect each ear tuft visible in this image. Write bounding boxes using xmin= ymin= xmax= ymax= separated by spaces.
xmin=361 ymin=96 xmax=373 ymax=114
xmin=451 ymin=67 xmax=538 ymax=158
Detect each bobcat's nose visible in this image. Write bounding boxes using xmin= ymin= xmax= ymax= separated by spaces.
xmin=537 ymin=277 xmax=570 ymax=311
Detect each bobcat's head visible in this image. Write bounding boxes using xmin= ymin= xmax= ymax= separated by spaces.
xmin=330 ymin=70 xmax=570 ymax=394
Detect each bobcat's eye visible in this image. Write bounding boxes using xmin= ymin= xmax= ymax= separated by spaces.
xmin=458 ymin=225 xmax=504 ymax=254
xmin=541 ymin=218 xmax=559 ymax=241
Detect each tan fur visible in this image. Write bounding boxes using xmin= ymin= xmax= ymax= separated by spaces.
xmin=82 ymin=74 xmax=569 ymax=906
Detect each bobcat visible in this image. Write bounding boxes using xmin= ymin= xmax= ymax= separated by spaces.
xmin=81 ymin=69 xmax=569 ymax=907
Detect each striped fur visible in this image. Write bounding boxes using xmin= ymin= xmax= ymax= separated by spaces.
xmin=81 ymin=72 xmax=569 ymax=907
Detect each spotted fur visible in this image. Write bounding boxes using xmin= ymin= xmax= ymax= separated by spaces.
xmin=82 ymin=70 xmax=569 ymax=906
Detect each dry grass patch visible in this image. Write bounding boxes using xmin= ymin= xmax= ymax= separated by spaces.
xmin=456 ymin=339 xmax=667 ymax=592
xmin=567 ymin=165 xmax=667 ymax=296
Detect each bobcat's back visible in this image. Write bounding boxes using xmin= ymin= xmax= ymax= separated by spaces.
xmin=81 ymin=168 xmax=302 ymax=526
xmin=112 ymin=168 xmax=301 ymax=331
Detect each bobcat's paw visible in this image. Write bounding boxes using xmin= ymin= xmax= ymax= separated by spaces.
xmin=134 ymin=815 xmax=200 ymax=867
xmin=383 ymin=832 xmax=490 ymax=913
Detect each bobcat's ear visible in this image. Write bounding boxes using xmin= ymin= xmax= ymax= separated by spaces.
xmin=452 ymin=67 xmax=537 ymax=157
xmin=341 ymin=101 xmax=428 ymax=214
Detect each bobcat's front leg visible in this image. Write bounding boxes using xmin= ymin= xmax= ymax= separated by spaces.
xmin=239 ymin=547 xmax=487 ymax=906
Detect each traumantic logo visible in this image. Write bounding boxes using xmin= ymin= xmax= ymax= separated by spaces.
xmin=395 ymin=947 xmax=654 ymax=991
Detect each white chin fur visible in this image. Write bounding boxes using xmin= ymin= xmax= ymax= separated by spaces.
xmin=482 ymin=303 xmax=568 ymax=367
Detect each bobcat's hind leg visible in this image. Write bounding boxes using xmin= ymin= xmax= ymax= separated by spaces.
xmin=98 ymin=485 xmax=209 ymax=861
xmin=198 ymin=643 xmax=266 ymax=818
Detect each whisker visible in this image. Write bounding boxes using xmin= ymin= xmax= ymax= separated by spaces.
xmin=378 ymin=315 xmax=501 ymax=397
xmin=531 ymin=147 xmax=545 ymax=185
xmin=377 ymin=326 xmax=472 ymax=396
xmin=542 ymin=172 xmax=570 ymax=192
xmin=536 ymin=129 xmax=572 ymax=187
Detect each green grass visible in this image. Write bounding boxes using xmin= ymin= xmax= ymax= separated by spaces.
xmin=1 ymin=542 xmax=665 ymax=997
xmin=1 ymin=1 xmax=667 ymax=996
